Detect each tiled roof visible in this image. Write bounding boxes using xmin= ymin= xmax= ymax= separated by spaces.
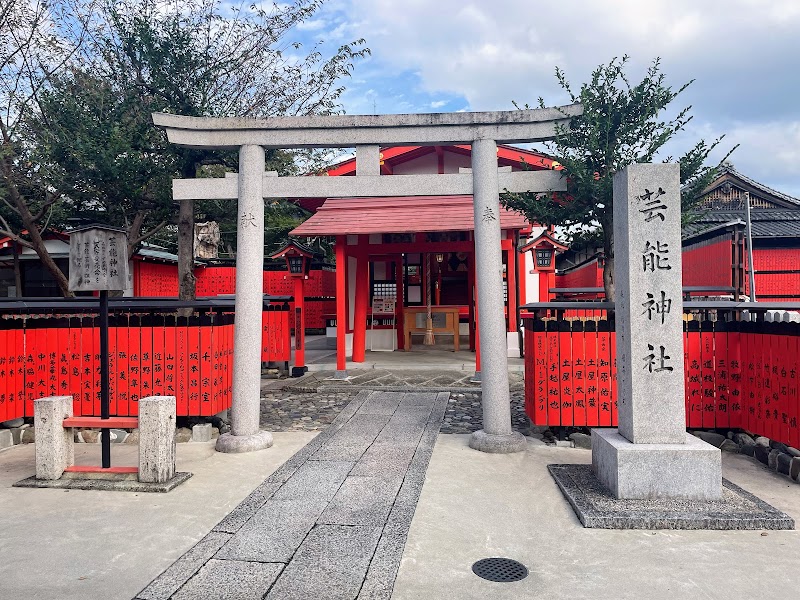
xmin=715 ymin=166 xmax=800 ymax=207
xmin=683 ymin=210 xmax=800 ymax=239
xmin=291 ymin=195 xmax=528 ymax=236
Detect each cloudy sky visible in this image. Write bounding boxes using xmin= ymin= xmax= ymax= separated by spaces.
xmin=287 ymin=0 xmax=800 ymax=196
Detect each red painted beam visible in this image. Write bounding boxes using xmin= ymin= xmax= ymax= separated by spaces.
xmin=63 ymin=416 xmax=139 ymax=429
xmin=64 ymin=466 xmax=138 ymax=474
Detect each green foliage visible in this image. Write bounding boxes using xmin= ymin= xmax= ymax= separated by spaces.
xmin=26 ymin=69 xmax=174 ymax=237
xmin=502 ymin=56 xmax=735 ymax=258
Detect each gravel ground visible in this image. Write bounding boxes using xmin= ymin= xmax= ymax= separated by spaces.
xmin=259 ymin=388 xmax=530 ymax=435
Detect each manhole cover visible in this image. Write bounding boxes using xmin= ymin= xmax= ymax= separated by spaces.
xmin=471 ymin=557 xmax=528 ymax=582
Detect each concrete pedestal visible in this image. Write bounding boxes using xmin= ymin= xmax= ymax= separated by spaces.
xmin=138 ymin=396 xmax=177 ymax=484
xmin=592 ymin=429 xmax=722 ymax=500
xmin=33 ymin=396 xmax=74 ymax=480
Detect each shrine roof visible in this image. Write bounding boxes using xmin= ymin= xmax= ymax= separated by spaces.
xmin=683 ymin=209 xmax=800 ymax=239
xmin=290 ymin=195 xmax=528 ymax=236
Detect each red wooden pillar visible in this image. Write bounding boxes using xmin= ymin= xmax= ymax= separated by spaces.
xmin=293 ymin=276 xmax=306 ymax=371
xmin=506 ymin=242 xmax=517 ymax=333
xmin=468 ymin=252 xmax=475 ymax=351
xmin=335 ymin=236 xmax=347 ymax=373
xmin=395 ymin=255 xmax=405 ymax=350
xmin=537 ymin=272 xmax=547 ymax=302
xmin=352 ymin=247 xmax=370 ymax=363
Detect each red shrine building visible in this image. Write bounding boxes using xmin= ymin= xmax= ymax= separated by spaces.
xmin=289 ymin=145 xmax=556 ymax=365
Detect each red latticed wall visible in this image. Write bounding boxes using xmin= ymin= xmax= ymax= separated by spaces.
xmin=196 ymin=266 xmax=236 ymax=296
xmin=749 ymin=248 xmax=800 ymax=299
xmin=0 ymin=308 xmax=291 ymax=420
xmin=134 ymin=262 xmax=179 ymax=297
xmin=262 ymin=269 xmax=336 ymax=296
xmin=556 ymin=262 xmax=602 ymax=291
xmin=682 ymin=237 xmax=731 ymax=290
xmin=523 ymin=316 xmax=800 ymax=449
xmin=194 ymin=267 xmax=334 ymax=329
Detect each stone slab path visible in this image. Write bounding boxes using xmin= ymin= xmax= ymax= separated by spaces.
xmin=135 ymin=390 xmax=449 ymax=600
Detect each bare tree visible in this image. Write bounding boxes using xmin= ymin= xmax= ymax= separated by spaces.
xmin=0 ymin=1 xmax=95 ymax=296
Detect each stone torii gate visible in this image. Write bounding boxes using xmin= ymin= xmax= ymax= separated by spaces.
xmin=153 ymin=106 xmax=582 ymax=455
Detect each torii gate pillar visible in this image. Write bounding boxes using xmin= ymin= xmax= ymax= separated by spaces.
xmin=469 ymin=138 xmax=527 ymax=453
xmin=216 ymin=145 xmax=274 ymax=453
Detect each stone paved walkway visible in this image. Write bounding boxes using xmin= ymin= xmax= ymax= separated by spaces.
xmin=135 ymin=390 xmax=449 ymax=600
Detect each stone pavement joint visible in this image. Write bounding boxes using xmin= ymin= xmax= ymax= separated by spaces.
xmin=134 ymin=390 xmax=449 ymax=600
xmin=284 ymin=369 xmax=525 ymax=394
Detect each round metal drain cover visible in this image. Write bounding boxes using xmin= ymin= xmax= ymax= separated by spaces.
xmin=471 ymin=557 xmax=528 ymax=582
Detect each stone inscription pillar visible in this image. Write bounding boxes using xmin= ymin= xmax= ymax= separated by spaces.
xmin=592 ymin=163 xmax=721 ymax=498
xmin=615 ymin=164 xmax=686 ymax=443
xmin=216 ymin=144 xmax=274 ymax=453
xmin=469 ymin=138 xmax=526 ymax=454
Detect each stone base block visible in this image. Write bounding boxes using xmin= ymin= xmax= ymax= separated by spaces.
xmin=14 ymin=472 xmax=192 ymax=493
xmin=592 ymin=429 xmax=721 ymax=500
xmin=138 ymin=396 xmax=177 ymax=484
xmin=548 ymin=464 xmax=793 ymax=530
xmin=469 ymin=429 xmax=527 ymax=454
xmin=33 ymin=396 xmax=74 ymax=480
xmin=192 ymin=423 xmax=213 ymax=443
xmin=0 ymin=429 xmax=12 ymax=450
xmin=291 ymin=366 xmax=309 ymax=378
xmin=215 ymin=430 xmax=273 ymax=454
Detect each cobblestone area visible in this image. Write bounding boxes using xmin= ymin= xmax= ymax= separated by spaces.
xmin=440 ymin=390 xmax=528 ymax=435
xmin=259 ymin=387 xmax=530 ymax=435
xmin=259 ymin=391 xmax=357 ymax=432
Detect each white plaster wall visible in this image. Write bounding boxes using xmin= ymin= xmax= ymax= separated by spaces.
xmin=21 ymin=239 xmax=68 ymax=255
xmin=387 ymin=149 xmax=472 ymax=176
xmin=524 ymin=252 xmax=538 ymax=303
xmin=443 ymin=151 xmax=471 ymax=173
xmin=522 ymin=226 xmax=545 ymax=304
xmin=507 ymin=332 xmax=521 ymax=357
xmin=392 ymin=152 xmax=437 ymax=175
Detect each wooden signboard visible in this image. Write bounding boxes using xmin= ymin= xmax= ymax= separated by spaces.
xmin=68 ymin=225 xmax=129 ymax=292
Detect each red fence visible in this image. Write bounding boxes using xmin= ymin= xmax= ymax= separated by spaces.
xmin=523 ymin=316 xmax=800 ymax=449
xmin=0 ymin=306 xmax=291 ymax=421
xmin=262 ymin=306 xmax=291 ymax=364
xmin=195 ymin=267 xmax=335 ymax=330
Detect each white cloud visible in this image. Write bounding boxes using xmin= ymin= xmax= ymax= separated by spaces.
xmin=283 ymin=1 xmax=800 ymax=193
xmin=313 ymin=0 xmax=800 ymax=194
xmin=296 ymin=18 xmax=328 ymax=32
